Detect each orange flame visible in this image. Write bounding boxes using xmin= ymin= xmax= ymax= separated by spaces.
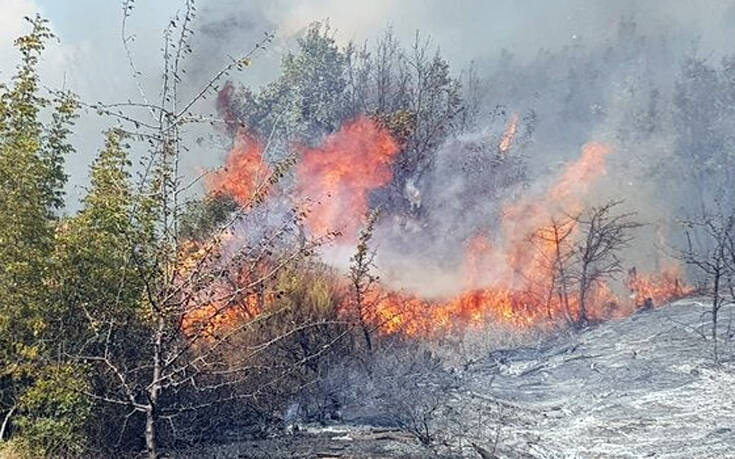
xmin=498 ymin=113 xmax=519 ymax=155
xmin=357 ymin=142 xmax=690 ymax=337
xmin=296 ymin=116 xmax=399 ymax=239
xmin=176 ymin=232 xmax=270 ymax=338
xmin=626 ymin=264 xmax=694 ymax=307
xmin=206 ymin=128 xmax=270 ymax=205
xmin=195 ymin=109 xmax=690 ymax=339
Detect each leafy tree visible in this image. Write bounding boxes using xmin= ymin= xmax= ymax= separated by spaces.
xmin=12 ymin=364 xmax=91 ymax=457
xmin=233 ymin=22 xmax=347 ymax=142
xmin=0 ymin=16 xmax=82 ymax=454
xmin=53 ymin=129 xmax=143 ymax=331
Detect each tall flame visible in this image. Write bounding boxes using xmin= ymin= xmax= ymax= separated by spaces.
xmin=498 ymin=113 xmax=519 ymax=156
xmin=206 ymin=128 xmax=270 ymax=205
xmin=296 ymin=116 xmax=399 ymax=239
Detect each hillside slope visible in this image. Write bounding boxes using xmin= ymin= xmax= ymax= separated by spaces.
xmin=470 ymin=300 xmax=735 ymax=457
xmin=188 ymin=301 xmax=735 ymax=458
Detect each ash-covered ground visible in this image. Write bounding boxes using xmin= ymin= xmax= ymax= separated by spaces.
xmin=467 ymin=300 xmax=735 ymax=458
xmin=187 ymin=300 xmax=735 ymax=458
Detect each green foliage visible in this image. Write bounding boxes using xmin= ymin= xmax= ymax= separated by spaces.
xmin=234 ymin=22 xmax=348 ymax=140
xmin=52 ymin=130 xmax=145 ymax=342
xmin=14 ymin=364 xmax=91 ymax=457
xmin=281 ymin=22 xmax=347 ymax=136
xmin=0 ymin=17 xmax=98 ymax=455
xmin=0 ymin=16 xmax=64 ymax=368
xmin=179 ymin=193 xmax=238 ymax=241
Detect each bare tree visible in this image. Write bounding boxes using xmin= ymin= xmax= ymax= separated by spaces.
xmin=529 ymin=215 xmax=577 ymax=323
xmin=68 ymin=3 xmax=354 ymax=457
xmin=676 ymin=212 xmax=735 ymax=363
xmin=572 ymin=201 xmax=642 ymax=327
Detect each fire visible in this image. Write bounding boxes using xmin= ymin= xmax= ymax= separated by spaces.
xmin=182 ymin=291 xmax=261 ymax=338
xmin=461 ymin=234 xmax=494 ymax=289
xmin=363 ymin=254 xmax=689 ymax=339
xmin=176 ymin=232 xmax=270 ymax=337
xmin=495 ymin=142 xmax=612 ymax=289
xmin=356 ymin=142 xmax=690 ymax=337
xmin=186 ymin=116 xmax=400 ymax=336
xmin=627 ymin=264 xmax=694 ymax=308
xmin=548 ymin=141 xmax=611 ymax=202
xmin=498 ymin=113 xmax=519 ymax=155
xmin=295 ymin=116 xmax=399 ymax=239
xmin=206 ymin=128 xmax=270 ymax=205
xmin=195 ymin=108 xmax=690 ymax=339
xmin=180 ymin=263 xmax=270 ymax=338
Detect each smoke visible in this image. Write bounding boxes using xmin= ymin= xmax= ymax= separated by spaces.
xmin=192 ymin=1 xmax=735 ymax=314
xmin=6 ymin=0 xmax=734 ymax=209
xmin=190 ymin=0 xmax=735 ymax=269
xmin=196 ymin=0 xmax=735 ymax=66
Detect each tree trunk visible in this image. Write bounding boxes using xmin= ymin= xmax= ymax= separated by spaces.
xmin=146 ymin=317 xmax=165 ymax=458
xmin=713 ymin=310 xmax=719 ymax=364
xmin=0 ymin=404 xmax=16 ymax=442
xmin=712 ymin=271 xmax=720 ymax=364
xmin=557 ymin=263 xmax=572 ymax=325
xmin=355 ymin=288 xmax=372 ymax=352
xmin=577 ymin=264 xmax=589 ymax=328
xmin=361 ymin=323 xmax=373 ymax=352
xmin=145 ymin=406 xmax=157 ymax=459
xmin=578 ymin=289 xmax=587 ymax=328
xmin=576 ymin=284 xmax=587 ymax=328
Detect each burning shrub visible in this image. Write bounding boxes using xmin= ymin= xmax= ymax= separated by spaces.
xmin=188 ymin=262 xmax=353 ymax=431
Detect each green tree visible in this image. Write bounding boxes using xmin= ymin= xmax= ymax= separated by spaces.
xmin=0 ymin=16 xmax=82 ymax=454
xmin=50 ymin=129 xmax=156 ymax=454
xmin=53 ymin=130 xmax=143 ymax=335
xmin=232 ymin=22 xmax=348 ymax=141
xmin=12 ymin=364 xmax=91 ymax=457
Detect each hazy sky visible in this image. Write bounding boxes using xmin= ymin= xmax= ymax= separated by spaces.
xmin=3 ymin=0 xmax=735 ymax=207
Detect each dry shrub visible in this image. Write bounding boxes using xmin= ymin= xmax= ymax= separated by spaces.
xmin=173 ymin=261 xmax=354 ymax=442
